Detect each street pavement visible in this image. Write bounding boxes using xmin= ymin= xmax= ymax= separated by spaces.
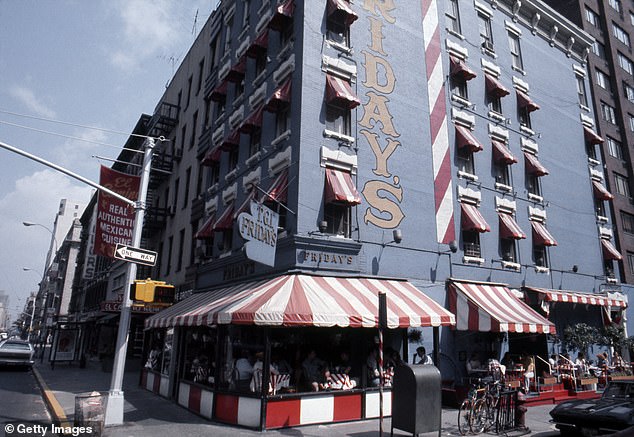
xmin=28 ymin=355 xmax=561 ymax=437
xmin=0 ymin=366 xmax=51 ymax=437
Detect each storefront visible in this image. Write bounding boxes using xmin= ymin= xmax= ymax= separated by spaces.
xmin=142 ymin=272 xmax=455 ymax=429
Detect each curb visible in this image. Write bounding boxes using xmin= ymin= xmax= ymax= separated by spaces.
xmin=33 ymin=366 xmax=73 ymax=428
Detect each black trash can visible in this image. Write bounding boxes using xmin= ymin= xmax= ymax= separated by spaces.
xmin=391 ymin=364 xmax=441 ymax=437
xmin=74 ymin=391 xmax=107 ymax=437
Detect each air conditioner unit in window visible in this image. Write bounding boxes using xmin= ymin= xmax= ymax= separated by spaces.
xmin=482 ymin=41 xmax=495 ymax=52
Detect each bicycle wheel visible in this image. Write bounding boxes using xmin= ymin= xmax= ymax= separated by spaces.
xmin=458 ymin=400 xmax=472 ymax=436
xmin=471 ymin=399 xmax=487 ymax=434
xmin=483 ymin=395 xmax=497 ymax=432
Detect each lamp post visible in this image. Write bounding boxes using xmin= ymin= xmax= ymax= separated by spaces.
xmin=22 ymin=267 xmax=43 ymax=342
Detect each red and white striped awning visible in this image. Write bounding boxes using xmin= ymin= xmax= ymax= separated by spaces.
xmin=261 ymin=169 xmax=288 ymax=203
xmin=602 ymin=238 xmax=623 ymax=261
xmin=268 ymin=0 xmax=295 ymax=31
xmin=461 ymin=203 xmax=491 ymax=233
xmin=145 ymin=274 xmax=456 ymax=329
xmin=531 ymin=221 xmax=557 ymax=246
xmin=499 ymin=213 xmax=526 ymax=240
xmin=492 ymin=139 xmax=517 ymax=164
xmin=593 ymin=180 xmax=614 ymax=201
xmin=195 ymin=213 xmax=216 ymax=240
xmin=265 ymin=79 xmax=292 ymax=112
xmin=455 ymin=125 xmax=484 ymax=152
xmin=485 ymin=74 xmax=510 ymax=98
xmin=246 ymin=31 xmax=268 ymax=58
xmin=227 ymin=56 xmax=246 ymax=83
xmin=221 ymin=130 xmax=241 ymax=150
xmin=210 ymin=80 xmax=228 ymax=102
xmin=450 ymin=56 xmax=477 ymax=81
xmin=325 ymin=168 xmax=362 ymax=205
xmin=525 ymin=287 xmax=627 ymax=308
xmin=448 ymin=280 xmax=556 ymax=334
xmin=524 ymin=152 xmax=549 ymax=176
xmin=201 ymin=145 xmax=222 ymax=166
xmin=325 ymin=74 xmax=361 ymax=109
xmin=517 ymin=90 xmax=540 ymax=112
xmin=213 ymin=203 xmax=235 ymax=231
xmin=584 ymin=126 xmax=604 ymax=145
xmin=327 ymin=0 xmax=358 ymax=26
xmin=239 ymin=105 xmax=264 ymax=133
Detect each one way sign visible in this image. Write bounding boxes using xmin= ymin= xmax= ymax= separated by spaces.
xmin=114 ymin=243 xmax=157 ymax=266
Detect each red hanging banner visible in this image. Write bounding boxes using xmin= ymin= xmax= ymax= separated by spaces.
xmin=94 ymin=166 xmax=140 ymax=258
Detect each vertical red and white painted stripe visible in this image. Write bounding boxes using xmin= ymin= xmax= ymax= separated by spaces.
xmin=421 ymin=0 xmax=455 ymax=244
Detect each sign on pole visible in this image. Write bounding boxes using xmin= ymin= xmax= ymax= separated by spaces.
xmin=237 ymin=201 xmax=279 ymax=267
xmin=114 ymin=243 xmax=157 ymax=266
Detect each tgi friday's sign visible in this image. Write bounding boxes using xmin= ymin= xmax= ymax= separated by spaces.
xmin=237 ymin=201 xmax=279 ymax=267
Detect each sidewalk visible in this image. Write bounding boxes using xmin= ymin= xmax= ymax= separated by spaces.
xmin=33 ymin=358 xmax=560 ymax=437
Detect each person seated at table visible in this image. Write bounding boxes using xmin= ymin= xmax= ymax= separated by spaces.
xmin=271 ymin=351 xmax=292 ymax=375
xmin=522 ymin=354 xmax=535 ymax=391
xmin=414 ymin=346 xmax=433 ymax=365
xmin=385 ymin=347 xmax=404 ymax=368
xmin=302 ymin=349 xmax=328 ymax=391
xmin=487 ymin=354 xmax=505 ymax=379
xmin=466 ymin=352 xmax=482 ymax=375
xmin=235 ymin=349 xmax=254 ymax=391
xmin=331 ymin=351 xmax=358 ymax=388
xmin=575 ymin=352 xmax=588 ymax=373
xmin=612 ymin=351 xmax=625 ymax=372
xmin=250 ymin=351 xmax=279 ymax=393
xmin=366 ymin=348 xmax=381 ymax=387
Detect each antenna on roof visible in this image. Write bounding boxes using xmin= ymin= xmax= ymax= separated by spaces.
xmin=192 ymin=9 xmax=198 ymax=35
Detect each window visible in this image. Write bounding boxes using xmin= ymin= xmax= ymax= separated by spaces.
xmin=618 ymin=52 xmax=633 ymax=75
xmin=326 ymin=9 xmax=351 ymax=47
xmin=494 ymin=161 xmax=511 ymax=186
xmin=586 ymin=142 xmax=598 ymax=160
xmin=324 ymin=203 xmax=351 ymax=237
xmin=216 ymin=97 xmax=226 ymax=119
xmin=614 ymin=173 xmax=631 ymax=197
xmin=596 ymin=69 xmax=611 ymax=91
xmin=621 ymin=211 xmax=634 ymax=234
xmin=631 ymin=12 xmax=634 ymax=26
xmin=224 ymin=18 xmax=233 ymax=54
xmin=576 ymin=76 xmax=588 ymax=107
xmin=613 ymin=23 xmax=630 ymax=47
xmin=180 ymin=125 xmax=187 ymax=150
xmin=209 ymin=37 xmax=219 ymax=73
xmin=173 ymin=178 xmax=180 ymax=211
xmin=526 ymin=173 xmax=541 ymax=197
xmin=446 ymin=0 xmax=461 ymax=34
xmin=326 ymin=104 xmax=351 ymax=136
xmin=255 ymin=50 xmax=267 ymax=78
xmin=508 ymin=32 xmax=523 ymax=70
xmin=625 ymin=82 xmax=634 ymax=102
xmin=186 ymin=75 xmax=193 ymax=109
xmin=592 ymin=41 xmax=606 ymax=60
xmin=478 ymin=12 xmax=494 ymax=51
xmin=628 ymin=252 xmax=634 ymax=274
xmin=533 ymin=244 xmax=548 ymax=268
xmin=228 ymin=148 xmax=239 ymax=172
xmin=197 ymin=59 xmax=205 ymax=95
xmin=180 ymin=327 xmax=216 ymax=387
xmin=608 ymin=136 xmax=625 ymax=159
xmin=204 ymin=98 xmax=211 ymax=127
xmin=183 ymin=167 xmax=191 ymax=209
xmin=450 ymin=73 xmax=468 ymax=100
xmin=177 ymin=229 xmax=185 ymax=272
xmin=500 ymin=238 xmax=517 ymax=262
xmin=190 ymin=111 xmax=198 ymax=149
xmin=276 ymin=106 xmax=290 ymax=137
xmin=222 ymin=227 xmax=233 ymax=253
xmin=280 ymin=15 xmax=293 ymax=47
xmin=585 ymin=7 xmax=600 ymax=27
xmin=463 ymin=230 xmax=481 ymax=258
xmin=629 ymin=114 xmax=634 ymax=131
xmin=165 ymin=236 xmax=173 ymax=275
xmin=595 ymin=196 xmax=606 ymax=217
xmin=610 ymin=0 xmax=622 ymax=13
xmin=249 ymin=127 xmax=261 ymax=156
xmin=519 ymin=106 xmax=532 ymax=129
xmin=209 ymin=161 xmax=220 ymax=186
xmin=457 ymin=144 xmax=475 ymax=175
xmin=601 ymin=101 xmax=617 ymax=124
xmin=235 ymin=78 xmax=245 ymax=100
xmin=242 ymin=0 xmax=250 ymax=28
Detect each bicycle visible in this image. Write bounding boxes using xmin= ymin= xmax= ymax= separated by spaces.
xmin=458 ymin=378 xmax=502 ymax=435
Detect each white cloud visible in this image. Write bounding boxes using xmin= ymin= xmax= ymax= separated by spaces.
xmin=9 ymin=85 xmax=56 ymax=119
xmin=0 ymin=170 xmax=93 ymax=320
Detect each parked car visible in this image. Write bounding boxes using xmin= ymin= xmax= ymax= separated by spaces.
xmin=0 ymin=339 xmax=34 ymax=368
xmin=550 ymin=380 xmax=634 ymax=435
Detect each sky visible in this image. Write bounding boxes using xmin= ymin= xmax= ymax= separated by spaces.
xmin=0 ymin=0 xmax=214 ymax=323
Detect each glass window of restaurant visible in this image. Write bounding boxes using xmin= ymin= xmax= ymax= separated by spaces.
xmin=217 ymin=325 xmax=405 ymax=396
xmin=179 ymin=326 xmax=217 ymax=387
xmin=144 ymin=328 xmax=174 ymax=376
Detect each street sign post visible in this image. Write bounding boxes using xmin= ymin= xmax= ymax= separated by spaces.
xmin=114 ymin=243 xmax=157 ymax=266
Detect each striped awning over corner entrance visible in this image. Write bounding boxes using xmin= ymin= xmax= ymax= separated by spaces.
xmin=524 ymin=287 xmax=627 ymax=308
xmin=145 ymin=274 xmax=456 ymax=329
xmin=448 ymin=280 xmax=556 ymax=334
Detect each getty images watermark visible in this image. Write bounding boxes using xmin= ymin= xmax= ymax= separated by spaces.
xmin=5 ymin=423 xmax=96 ymax=436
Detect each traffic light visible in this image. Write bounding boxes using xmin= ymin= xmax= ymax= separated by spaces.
xmin=130 ymin=279 xmax=175 ymax=304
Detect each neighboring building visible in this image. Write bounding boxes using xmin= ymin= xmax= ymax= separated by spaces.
xmin=0 ymin=291 xmax=8 ymax=332
xmin=544 ymin=0 xmax=634 ymax=284
xmin=65 ymin=0 xmax=629 ymax=430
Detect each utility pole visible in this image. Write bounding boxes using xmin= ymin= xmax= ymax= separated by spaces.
xmin=105 ymin=138 xmax=154 ymax=426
